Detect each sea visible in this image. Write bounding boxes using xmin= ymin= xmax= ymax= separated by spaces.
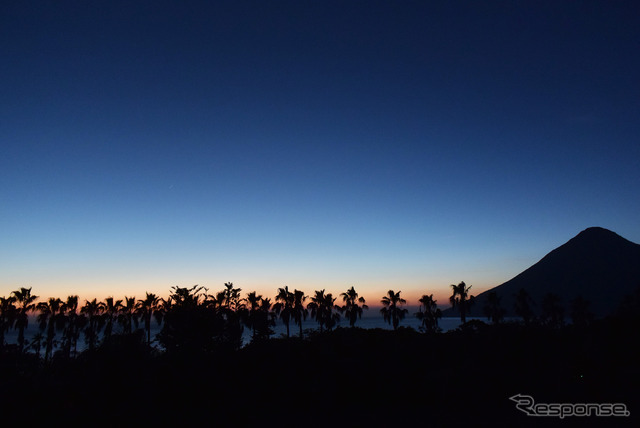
xmin=2 ymin=315 xmax=509 ymax=355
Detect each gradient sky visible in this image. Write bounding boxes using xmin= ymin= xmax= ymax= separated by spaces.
xmin=1 ymin=1 xmax=639 ymax=307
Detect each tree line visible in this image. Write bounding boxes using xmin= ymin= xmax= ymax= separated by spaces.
xmin=0 ymin=281 xmax=598 ymax=358
xmin=449 ymin=281 xmax=597 ymax=328
xmin=0 ymin=284 xmax=365 ymax=357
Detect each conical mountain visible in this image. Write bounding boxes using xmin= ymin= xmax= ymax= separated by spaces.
xmin=444 ymin=227 xmax=640 ymax=318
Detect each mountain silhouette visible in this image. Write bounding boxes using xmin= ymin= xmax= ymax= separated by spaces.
xmin=443 ymin=227 xmax=640 ymax=318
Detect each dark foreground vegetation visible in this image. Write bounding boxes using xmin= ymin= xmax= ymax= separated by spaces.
xmin=1 ymin=315 xmax=638 ymax=426
xmin=1 ymin=283 xmax=639 ymax=426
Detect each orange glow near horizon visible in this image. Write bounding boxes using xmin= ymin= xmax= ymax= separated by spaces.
xmin=1 ymin=279 xmax=489 ymax=310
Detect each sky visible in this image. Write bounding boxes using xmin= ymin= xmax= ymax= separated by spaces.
xmin=1 ymin=0 xmax=639 ymax=307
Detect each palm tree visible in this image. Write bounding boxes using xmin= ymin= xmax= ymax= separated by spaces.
xmin=61 ymin=295 xmax=82 ymax=358
xmin=483 ymin=291 xmax=505 ymax=324
xmin=416 ymin=294 xmax=441 ymax=333
xmin=81 ymin=298 xmax=105 ymax=351
xmin=340 ymin=286 xmax=368 ymax=328
xmin=256 ymin=297 xmax=276 ymax=341
xmin=324 ymin=293 xmax=340 ymax=331
xmin=514 ymin=288 xmax=535 ymax=326
xmin=0 ymin=296 xmax=16 ymax=349
xmin=615 ymin=283 xmax=640 ymax=319
xmin=449 ymin=282 xmax=473 ymax=324
xmin=245 ymin=291 xmax=263 ymax=342
xmin=136 ymin=292 xmax=163 ymax=347
xmin=380 ymin=290 xmax=408 ymax=330
xmin=36 ymin=297 xmax=64 ymax=361
xmin=244 ymin=292 xmax=277 ymax=342
xmin=273 ymin=286 xmax=294 ymax=338
xmin=541 ymin=293 xmax=564 ymax=328
xmin=218 ymin=282 xmax=244 ymax=312
xmin=569 ymin=295 xmax=593 ymax=327
xmin=157 ymin=285 xmax=215 ymax=353
xmin=119 ymin=296 xmax=138 ymax=335
xmin=292 ymin=289 xmax=308 ymax=338
xmin=159 ymin=296 xmax=173 ymax=317
xmin=12 ymin=287 xmax=38 ymax=352
xmin=212 ymin=283 xmax=245 ymax=349
xmin=103 ymin=297 xmax=123 ymax=340
xmin=171 ymin=285 xmax=204 ymax=308
xmin=308 ymin=289 xmax=328 ymax=332
xmin=29 ymin=331 xmax=44 ymax=358
xmin=202 ymin=288 xmax=226 ymax=341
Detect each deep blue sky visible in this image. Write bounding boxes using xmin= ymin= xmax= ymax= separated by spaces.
xmin=1 ymin=1 xmax=639 ymax=305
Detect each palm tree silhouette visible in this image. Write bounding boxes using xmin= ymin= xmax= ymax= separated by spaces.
xmin=157 ymin=285 xmax=213 ymax=353
xmin=324 ymin=293 xmax=340 ymax=331
xmin=11 ymin=287 xmax=38 ymax=352
xmin=340 ymin=286 xmax=368 ymax=328
xmin=569 ymin=295 xmax=593 ymax=327
xmin=29 ymin=331 xmax=44 ymax=358
xmin=449 ymin=282 xmax=473 ymax=324
xmin=483 ymin=291 xmax=505 ymax=324
xmin=0 ymin=296 xmax=16 ymax=349
xmin=245 ymin=291 xmax=263 ymax=342
xmin=380 ymin=290 xmax=408 ymax=330
xmin=218 ymin=282 xmax=244 ymax=312
xmin=541 ymin=293 xmax=564 ymax=328
xmin=61 ymin=295 xmax=81 ymax=358
xmin=160 ymin=296 xmax=173 ymax=313
xmin=103 ymin=297 xmax=123 ymax=340
xmin=171 ymin=285 xmax=204 ymax=308
xmin=308 ymin=289 xmax=335 ymax=332
xmin=81 ymin=298 xmax=105 ymax=351
xmin=245 ymin=292 xmax=278 ymax=342
xmin=416 ymin=294 xmax=441 ymax=333
xmin=292 ymin=289 xmax=308 ymax=338
xmin=36 ymin=297 xmax=64 ymax=361
xmin=213 ymin=283 xmax=245 ymax=349
xmin=514 ymin=288 xmax=535 ymax=326
xmin=136 ymin=293 xmax=163 ymax=348
xmin=119 ymin=296 xmax=138 ymax=335
xmin=256 ymin=297 xmax=276 ymax=341
xmin=274 ymin=286 xmax=294 ymax=338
